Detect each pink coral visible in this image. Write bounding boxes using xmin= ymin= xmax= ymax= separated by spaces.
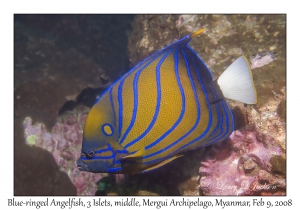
xmin=250 ymin=53 xmax=276 ymax=69
xmin=199 ymin=126 xmax=285 ymax=195
xmin=23 ymin=107 xmax=104 ymax=195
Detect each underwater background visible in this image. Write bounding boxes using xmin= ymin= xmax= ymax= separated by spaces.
xmin=14 ymin=14 xmax=286 ymax=195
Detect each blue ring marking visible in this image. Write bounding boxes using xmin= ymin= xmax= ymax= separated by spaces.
xmin=91 ymin=34 xmax=193 ymax=144
xmin=123 ymin=47 xmax=175 ymax=149
xmin=102 ymin=123 xmax=114 ymax=136
xmin=144 ymin=48 xmax=186 ymax=150
xmin=142 ymin=49 xmax=201 ymax=158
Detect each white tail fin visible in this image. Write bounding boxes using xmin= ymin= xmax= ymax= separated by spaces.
xmin=217 ymin=56 xmax=257 ymax=104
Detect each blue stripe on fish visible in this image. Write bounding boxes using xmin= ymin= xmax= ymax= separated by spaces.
xmin=119 ymin=49 xmax=171 ymax=145
xmin=115 ymin=149 xmax=129 ymax=154
xmin=203 ymin=88 xmax=224 ymax=144
xmin=186 ymin=45 xmax=213 ymax=80
xmin=119 ymin=68 xmax=140 ymax=143
xmin=120 ymin=48 xmax=172 ymax=145
xmin=109 ymin=88 xmax=117 ymax=133
xmin=142 ymin=48 xmax=201 ymax=159
xmin=204 ymin=101 xmax=233 ymax=146
xmin=175 ymin=55 xmax=213 ymax=148
xmin=145 ymin=49 xmax=186 ymax=150
xmin=142 ymin=52 xmax=221 ymax=165
xmin=118 ymin=81 xmax=123 ymax=138
xmin=123 ymin=48 xmax=175 ymax=149
xmin=142 ymin=103 xmax=226 ymax=164
xmin=203 ymin=102 xmax=229 ymax=146
xmin=107 ymin=167 xmax=122 ymax=173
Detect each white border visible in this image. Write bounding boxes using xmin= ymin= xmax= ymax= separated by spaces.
xmin=1 ymin=0 xmax=298 ymax=208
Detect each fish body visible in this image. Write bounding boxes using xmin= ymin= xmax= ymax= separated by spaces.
xmin=77 ymin=29 xmax=257 ymax=174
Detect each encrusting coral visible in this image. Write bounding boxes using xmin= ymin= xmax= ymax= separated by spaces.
xmin=23 ymin=107 xmax=104 ymax=195
xmin=199 ymin=126 xmax=286 ymax=195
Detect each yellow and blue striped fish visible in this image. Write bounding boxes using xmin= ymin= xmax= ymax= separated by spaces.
xmin=77 ymin=29 xmax=257 ymax=174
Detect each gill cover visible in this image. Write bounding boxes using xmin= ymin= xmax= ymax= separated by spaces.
xmin=83 ymin=92 xmax=118 ymax=148
xmin=78 ymin=89 xmax=123 ymax=173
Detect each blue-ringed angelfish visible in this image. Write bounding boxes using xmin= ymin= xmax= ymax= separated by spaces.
xmin=77 ymin=28 xmax=257 ymax=174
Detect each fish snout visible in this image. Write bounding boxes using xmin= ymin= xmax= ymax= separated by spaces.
xmin=76 ymin=158 xmax=89 ymax=171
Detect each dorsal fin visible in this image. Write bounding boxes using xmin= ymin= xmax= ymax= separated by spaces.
xmin=190 ymin=28 xmax=207 ymax=38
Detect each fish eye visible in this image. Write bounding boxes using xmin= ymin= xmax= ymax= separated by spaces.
xmin=87 ymin=149 xmax=95 ymax=158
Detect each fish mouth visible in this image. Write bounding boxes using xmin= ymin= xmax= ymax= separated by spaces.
xmin=76 ymin=158 xmax=89 ymax=171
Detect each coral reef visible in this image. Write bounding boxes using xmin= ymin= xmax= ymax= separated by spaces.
xmin=199 ymin=126 xmax=286 ymax=195
xmin=23 ymin=107 xmax=104 ymax=195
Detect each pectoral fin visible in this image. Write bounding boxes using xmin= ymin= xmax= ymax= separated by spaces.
xmin=120 ymin=147 xmax=146 ymax=164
